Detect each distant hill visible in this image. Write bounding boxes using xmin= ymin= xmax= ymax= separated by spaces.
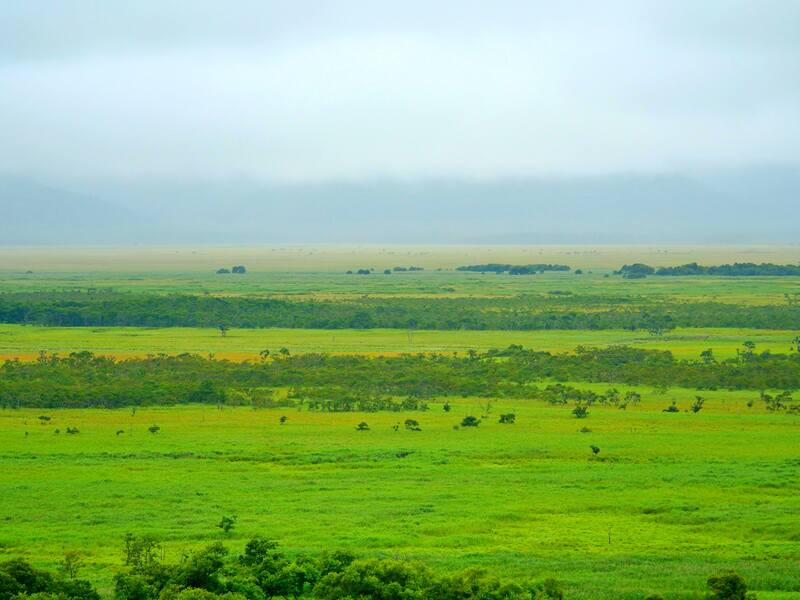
xmin=0 ymin=178 xmax=147 ymax=245
xmin=2 ymin=167 xmax=798 ymax=244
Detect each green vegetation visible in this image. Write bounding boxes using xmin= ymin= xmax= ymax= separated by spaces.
xmin=1 ymin=246 xmax=799 ymax=598
xmin=617 ymin=262 xmax=800 ymax=278
xmin=3 ymin=291 xmax=800 ymax=330
xmin=456 ymin=264 xmax=571 ymax=274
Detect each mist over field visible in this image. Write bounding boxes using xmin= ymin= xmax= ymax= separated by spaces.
xmin=2 ymin=167 xmax=800 ymax=245
xmin=1 ymin=1 xmax=799 ymax=245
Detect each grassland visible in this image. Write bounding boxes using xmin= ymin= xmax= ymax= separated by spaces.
xmin=1 ymin=390 xmax=798 ymax=599
xmin=1 ymin=245 xmax=799 ymax=599
xmin=0 ymin=324 xmax=797 ymax=361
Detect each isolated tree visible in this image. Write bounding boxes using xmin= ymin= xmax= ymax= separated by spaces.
xmin=356 ymin=421 xmax=370 ymax=431
xmin=279 ymin=415 xmax=287 ymax=424
xmin=148 ymin=424 xmax=160 ymax=434
xmin=217 ymin=515 xmax=237 ymax=535
xmin=443 ymin=401 xmax=451 ymax=413
xmin=279 ymin=347 xmax=290 ymax=356
xmin=38 ymin=415 xmax=51 ymax=425
xmin=460 ymin=415 xmax=480 ymax=427
xmin=691 ymin=396 xmax=705 ymax=413
xmin=259 ymin=349 xmax=270 ymax=361
xmin=498 ymin=413 xmax=516 ymax=424
xmin=218 ymin=325 xmax=229 ymax=337
xmin=404 ymin=419 xmax=421 ymax=431
xmin=700 ymin=348 xmax=715 ymax=364
xmin=706 ymin=571 xmax=756 ymax=600
xmin=590 ymin=445 xmax=600 ymax=455
xmin=662 ymin=401 xmax=680 ymax=413
xmin=60 ymin=551 xmax=83 ymax=579
xmin=572 ymin=405 xmax=588 ymax=419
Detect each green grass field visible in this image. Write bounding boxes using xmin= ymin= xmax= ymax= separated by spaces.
xmin=2 ymin=245 xmax=800 ymax=599
xmin=1 ymin=390 xmax=798 ymax=599
xmin=0 ymin=324 xmax=796 ymax=361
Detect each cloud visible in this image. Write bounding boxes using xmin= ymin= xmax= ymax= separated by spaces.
xmin=1 ymin=1 xmax=798 ymax=182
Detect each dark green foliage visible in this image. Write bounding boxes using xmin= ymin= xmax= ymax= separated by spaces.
xmin=3 ymin=290 xmax=800 ymax=330
xmin=460 ymin=415 xmax=480 ymax=427
xmin=404 ymin=418 xmax=421 ymax=431
xmin=456 ymin=263 xmax=570 ymax=274
xmin=657 ymin=262 xmax=800 ymax=276
xmin=498 ymin=413 xmax=516 ymax=424
xmin=706 ymin=571 xmax=757 ymax=599
xmin=217 ymin=516 xmax=237 ymax=535
xmin=355 ymin=421 xmax=370 ymax=431
xmin=1 ymin=539 xmax=762 ymax=600
xmin=3 ymin=345 xmax=800 ymax=409
xmin=0 ymin=558 xmax=99 ymax=600
xmin=616 ymin=264 xmax=655 ymax=278
xmin=572 ymin=405 xmax=588 ymax=419
xmin=663 ymin=401 xmax=680 ymax=413
xmin=590 ymin=445 xmax=600 ymax=455
xmin=691 ymin=396 xmax=705 ymax=413
xmin=148 ymin=425 xmax=160 ymax=434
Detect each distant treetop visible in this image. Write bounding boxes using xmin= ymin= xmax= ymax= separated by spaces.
xmin=456 ymin=263 xmax=570 ymax=274
xmin=616 ymin=262 xmax=800 ymax=278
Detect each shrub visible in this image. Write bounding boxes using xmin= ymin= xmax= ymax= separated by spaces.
xmin=460 ymin=415 xmax=480 ymax=427
xmin=706 ymin=571 xmax=757 ymax=600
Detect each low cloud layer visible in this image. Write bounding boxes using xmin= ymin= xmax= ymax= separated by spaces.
xmin=1 ymin=1 xmax=799 ymax=183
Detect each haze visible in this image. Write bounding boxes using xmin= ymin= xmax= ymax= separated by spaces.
xmin=1 ymin=1 xmax=799 ymax=244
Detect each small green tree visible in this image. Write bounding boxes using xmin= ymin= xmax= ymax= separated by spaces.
xmin=60 ymin=551 xmax=83 ymax=579
xmin=356 ymin=421 xmax=370 ymax=431
xmin=498 ymin=413 xmax=516 ymax=424
xmin=148 ymin=424 xmax=160 ymax=434
xmin=217 ymin=514 xmax=237 ymax=535
xmin=404 ymin=419 xmax=421 ymax=431
xmin=706 ymin=571 xmax=757 ymax=600
xmin=691 ymin=396 xmax=705 ymax=413
xmin=590 ymin=445 xmax=600 ymax=455
xmin=460 ymin=415 xmax=480 ymax=427
xmin=572 ymin=405 xmax=588 ymax=419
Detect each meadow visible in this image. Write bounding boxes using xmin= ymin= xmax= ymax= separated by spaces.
xmin=0 ymin=324 xmax=797 ymax=361
xmin=0 ymin=245 xmax=799 ymax=599
xmin=2 ymin=390 xmax=798 ymax=599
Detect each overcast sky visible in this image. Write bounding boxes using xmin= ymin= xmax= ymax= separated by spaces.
xmin=1 ymin=0 xmax=799 ymax=183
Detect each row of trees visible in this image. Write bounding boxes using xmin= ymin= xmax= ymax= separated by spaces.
xmin=1 ymin=345 xmax=798 ymax=409
xmin=456 ymin=264 xmax=571 ymax=274
xmin=617 ymin=262 xmax=800 ymax=278
xmin=1 ymin=535 xmax=758 ymax=600
xmin=2 ymin=291 xmax=800 ymax=330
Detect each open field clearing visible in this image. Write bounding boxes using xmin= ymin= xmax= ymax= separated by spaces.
xmin=2 ymin=244 xmax=799 ymax=274
xmin=1 ymin=392 xmax=798 ymax=599
xmin=1 ymin=267 xmax=799 ymax=307
xmin=0 ymin=324 xmax=797 ymax=361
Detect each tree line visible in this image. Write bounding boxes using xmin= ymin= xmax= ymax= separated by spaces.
xmin=2 ymin=345 xmax=798 ymax=409
xmin=0 ymin=534 xmax=759 ymax=600
xmin=2 ymin=291 xmax=799 ymax=330
xmin=456 ymin=264 xmax=571 ymax=274
xmin=617 ymin=262 xmax=800 ymax=278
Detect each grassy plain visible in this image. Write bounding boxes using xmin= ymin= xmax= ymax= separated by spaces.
xmin=1 ymin=393 xmax=798 ymax=599
xmin=1 ymin=245 xmax=799 ymax=599
xmin=0 ymin=324 xmax=797 ymax=361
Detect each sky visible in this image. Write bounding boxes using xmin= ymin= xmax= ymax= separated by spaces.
xmin=1 ymin=0 xmax=799 ymax=184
